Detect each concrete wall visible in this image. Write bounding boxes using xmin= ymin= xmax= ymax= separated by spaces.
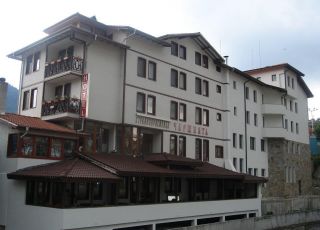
xmin=262 ymin=196 xmax=320 ymax=215
xmin=173 ymin=209 xmax=320 ymax=230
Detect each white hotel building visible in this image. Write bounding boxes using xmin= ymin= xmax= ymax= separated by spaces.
xmin=0 ymin=13 xmax=313 ymax=230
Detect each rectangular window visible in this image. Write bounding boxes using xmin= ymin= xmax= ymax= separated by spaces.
xmin=296 ymin=123 xmax=299 ymax=134
xmin=26 ymin=55 xmax=33 ymax=74
xmin=216 ymin=113 xmax=222 ymax=121
xmin=254 ymin=113 xmax=258 ymax=126
xmin=292 ymin=78 xmax=295 ymax=89
xmin=147 ymin=95 xmax=156 ymax=115
xmin=136 ymin=92 xmax=145 ymax=113
xmin=254 ymin=168 xmax=258 ymax=176
xmin=33 ymin=52 xmax=40 ymax=72
xmin=21 ymin=136 xmax=33 ymax=156
xmin=250 ymin=137 xmax=256 ymax=150
xmin=261 ymin=169 xmax=266 ymax=177
xmin=55 ymin=85 xmax=63 ymax=98
xmin=195 ymin=107 xmax=202 ymax=124
xmin=195 ymin=77 xmax=202 ymax=94
xmin=285 ymin=119 xmax=288 ymax=130
xmin=51 ymin=138 xmax=62 ymax=158
xmin=178 ymin=136 xmax=186 ymax=157
xmin=290 ymin=100 xmax=293 ymax=111
xmin=239 ymin=134 xmax=243 ymax=149
xmin=248 ymin=168 xmax=252 ymax=175
xmin=239 ymin=158 xmax=244 ymax=173
xmin=170 ymin=135 xmax=177 ymax=155
xmin=64 ymin=83 xmax=71 ymax=98
xmin=179 ymin=103 xmax=186 ymax=121
xmin=233 ymin=158 xmax=237 ymax=170
xmin=202 ymin=55 xmax=208 ymax=68
xmin=203 ymin=80 xmax=209 ymax=96
xmin=137 ymin=57 xmax=146 ymax=78
xmin=284 ymin=98 xmax=287 ymax=108
xmin=246 ymin=111 xmax=250 ymax=124
xmin=245 ymin=87 xmax=249 ymax=99
xmin=179 ymin=72 xmax=187 ymax=90
xmin=261 ymin=139 xmax=265 ymax=152
xmin=291 ymin=121 xmax=294 ymax=132
xmin=171 ymin=42 xmax=178 ymax=56
xmin=35 ymin=137 xmax=49 ymax=157
xmin=171 ymin=69 xmax=178 ymax=87
xmin=233 ymin=81 xmax=237 ymax=89
xmin=22 ymin=90 xmax=30 ymax=110
xmin=170 ymin=101 xmax=178 ymax=120
xmin=195 ymin=52 xmax=201 ymax=65
xmin=253 ymin=90 xmax=257 ymax=103
xmin=233 ymin=133 xmax=237 ymax=148
xmin=216 ymin=85 xmax=221 ymax=93
xmin=179 ymin=45 xmax=186 ymax=59
xmin=30 ymin=88 xmax=38 ymax=109
xmin=203 ymin=139 xmax=209 ymax=161
xmin=203 ymin=109 xmax=209 ymax=126
xmin=215 ymin=145 xmax=223 ymax=158
xmin=272 ymin=74 xmax=276 ymax=81
xmin=7 ymin=134 xmax=18 ymax=156
xmin=295 ymin=102 xmax=298 ymax=113
xmin=287 ymin=76 xmax=291 ymax=87
xmin=195 ymin=138 xmax=202 ymax=160
xmin=234 ymin=106 xmax=237 ymax=116
xmin=148 ymin=61 xmax=156 ymax=81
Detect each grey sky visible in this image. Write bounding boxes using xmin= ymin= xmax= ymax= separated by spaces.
xmin=1 ymin=0 xmax=319 ymax=117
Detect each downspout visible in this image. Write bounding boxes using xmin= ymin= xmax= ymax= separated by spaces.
xmin=280 ymin=70 xmax=288 ymax=129
xmin=17 ymin=58 xmax=24 ymax=114
xmin=20 ymin=127 xmax=30 ymax=138
xmin=243 ymin=79 xmax=251 ymax=173
xmin=120 ymin=48 xmax=127 ymax=154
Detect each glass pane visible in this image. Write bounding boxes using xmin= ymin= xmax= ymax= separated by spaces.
xmin=148 ymin=62 xmax=156 ymax=80
xmin=171 ymin=69 xmax=178 ymax=87
xmin=147 ymin=96 xmax=155 ymax=114
xmin=179 ymin=72 xmax=186 ymax=90
xmin=51 ymin=139 xmax=62 ymax=157
xmin=21 ymin=137 xmax=33 ymax=156
xmin=64 ymin=140 xmax=75 ymax=157
xmin=36 ymin=137 xmax=48 ymax=157
xmin=170 ymin=102 xmax=178 ymax=120
xmin=170 ymin=135 xmax=177 ymax=155
xmin=179 ymin=136 xmax=185 ymax=157
xmin=136 ymin=93 xmax=145 ymax=113
xmin=179 ymin=104 xmax=185 ymax=121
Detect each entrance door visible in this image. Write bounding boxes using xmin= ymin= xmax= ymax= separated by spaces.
xmin=141 ymin=134 xmax=153 ymax=154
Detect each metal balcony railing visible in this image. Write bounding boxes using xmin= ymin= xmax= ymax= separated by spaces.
xmin=44 ymin=56 xmax=83 ymax=78
xmin=42 ymin=98 xmax=80 ymax=116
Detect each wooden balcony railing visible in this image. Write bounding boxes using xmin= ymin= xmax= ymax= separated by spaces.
xmin=42 ymin=98 xmax=80 ymax=117
xmin=44 ymin=56 xmax=83 ymax=78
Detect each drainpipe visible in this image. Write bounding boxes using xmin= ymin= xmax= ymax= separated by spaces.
xmin=244 ymin=79 xmax=251 ymax=173
xmin=120 ymin=48 xmax=127 ymax=154
xmin=20 ymin=127 xmax=30 ymax=138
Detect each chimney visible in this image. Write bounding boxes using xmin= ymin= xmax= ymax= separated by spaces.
xmin=223 ymin=56 xmax=229 ymax=65
xmin=0 ymin=78 xmax=8 ymax=113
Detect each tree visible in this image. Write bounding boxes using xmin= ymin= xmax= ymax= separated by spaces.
xmin=314 ymin=122 xmax=320 ymax=138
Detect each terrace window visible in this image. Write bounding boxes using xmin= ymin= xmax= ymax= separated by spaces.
xmin=51 ymin=139 xmax=62 ymax=158
xmin=170 ymin=135 xmax=178 ymax=155
xmin=35 ymin=137 xmax=49 ymax=157
xmin=7 ymin=134 xmax=18 ymax=156
xmin=178 ymin=136 xmax=186 ymax=157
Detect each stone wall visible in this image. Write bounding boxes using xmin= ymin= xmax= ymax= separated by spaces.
xmin=263 ymin=138 xmax=312 ymax=198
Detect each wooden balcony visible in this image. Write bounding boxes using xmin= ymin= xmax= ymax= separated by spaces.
xmin=44 ymin=56 xmax=83 ymax=78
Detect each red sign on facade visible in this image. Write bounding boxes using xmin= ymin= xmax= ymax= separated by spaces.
xmin=80 ymin=73 xmax=89 ymax=118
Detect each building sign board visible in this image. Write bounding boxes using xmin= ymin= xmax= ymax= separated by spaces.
xmin=80 ymin=73 xmax=89 ymax=118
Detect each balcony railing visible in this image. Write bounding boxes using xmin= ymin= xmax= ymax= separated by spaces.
xmin=44 ymin=56 xmax=83 ymax=78
xmin=42 ymin=98 xmax=80 ymax=117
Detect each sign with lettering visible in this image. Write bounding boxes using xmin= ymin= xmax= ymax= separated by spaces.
xmin=173 ymin=122 xmax=208 ymax=136
xmin=80 ymin=73 xmax=89 ymax=118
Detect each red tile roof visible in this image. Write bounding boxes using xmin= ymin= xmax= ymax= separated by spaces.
xmin=7 ymin=158 xmax=120 ymax=182
xmin=83 ymin=153 xmax=267 ymax=182
xmin=144 ymin=153 xmax=203 ymax=167
xmin=0 ymin=113 xmax=76 ymax=134
xmin=244 ymin=63 xmax=304 ymax=76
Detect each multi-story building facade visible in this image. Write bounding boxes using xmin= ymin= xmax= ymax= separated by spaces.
xmin=1 ymin=13 xmax=312 ymax=230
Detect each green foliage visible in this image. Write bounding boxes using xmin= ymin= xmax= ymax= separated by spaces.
xmin=314 ymin=123 xmax=320 ymax=138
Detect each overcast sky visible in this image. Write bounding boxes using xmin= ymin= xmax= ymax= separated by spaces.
xmin=1 ymin=0 xmax=319 ymax=118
